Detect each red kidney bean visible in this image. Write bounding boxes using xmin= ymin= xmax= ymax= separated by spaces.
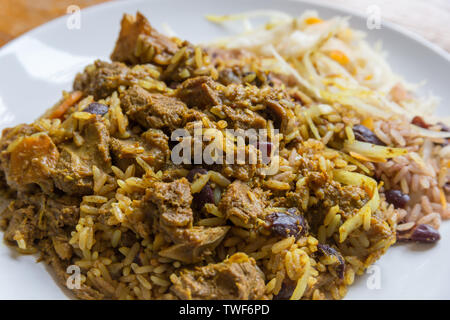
xmin=316 ymin=244 xmax=345 ymax=279
xmin=438 ymin=122 xmax=450 ymax=132
xmin=352 ymin=124 xmax=385 ymax=146
xmin=195 ymin=185 xmax=214 ymax=209
xmin=273 ymin=280 xmax=296 ymax=300
xmin=83 ymin=102 xmax=109 ymax=116
xmin=410 ymin=224 xmax=440 ymax=243
xmin=411 ymin=116 xmax=430 ymax=129
xmin=397 ymin=224 xmax=440 ymax=243
xmin=187 ymin=168 xmax=214 ymax=210
xmin=186 ymin=168 xmax=208 ymax=182
xmin=384 ymin=189 xmax=410 ymax=209
xmin=265 ymin=208 xmax=308 ymax=240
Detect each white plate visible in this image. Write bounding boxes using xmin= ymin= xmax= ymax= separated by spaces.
xmin=0 ymin=0 xmax=449 ymax=300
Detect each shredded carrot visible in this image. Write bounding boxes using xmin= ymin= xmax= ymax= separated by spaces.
xmin=305 ymin=17 xmax=323 ymax=25
xmin=361 ymin=118 xmax=374 ymax=130
xmin=440 ymin=188 xmax=447 ymax=210
xmin=349 ymin=151 xmax=387 ymax=163
xmin=364 ymin=74 xmax=373 ymax=81
xmin=328 ymin=50 xmax=350 ymax=65
xmin=49 ymin=91 xmax=83 ymax=119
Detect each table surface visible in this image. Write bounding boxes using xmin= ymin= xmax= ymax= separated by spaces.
xmin=0 ymin=0 xmax=449 ymax=52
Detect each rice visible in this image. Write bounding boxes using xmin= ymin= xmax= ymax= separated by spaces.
xmin=264 ymin=180 xmax=291 ymax=190
xmin=373 ymin=118 xmax=449 ymax=229
xmin=289 ymin=254 xmax=310 ymax=300
xmin=151 ymin=275 xmax=171 ymax=287
xmin=272 ymin=237 xmax=295 ymax=254
xmin=111 ymin=230 xmax=122 ymax=248
xmin=83 ymin=195 xmax=108 ymax=203
xmin=191 ymin=172 xmax=211 ymax=193
xmin=209 ymin=170 xmax=231 ymax=187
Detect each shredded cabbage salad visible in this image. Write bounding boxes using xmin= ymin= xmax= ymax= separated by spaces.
xmin=206 ymin=10 xmax=450 ymax=134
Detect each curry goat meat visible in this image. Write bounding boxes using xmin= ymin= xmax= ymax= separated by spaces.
xmin=0 ymin=12 xmax=396 ymax=300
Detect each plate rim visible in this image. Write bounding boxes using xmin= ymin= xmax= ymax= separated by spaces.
xmin=1 ymin=0 xmax=449 ymax=64
xmin=0 ymin=0 xmax=449 ymax=300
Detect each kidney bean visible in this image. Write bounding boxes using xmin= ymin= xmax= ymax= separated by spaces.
xmin=438 ymin=122 xmax=450 ymax=132
xmin=316 ymin=244 xmax=345 ymax=279
xmin=186 ymin=168 xmax=208 ymax=183
xmin=352 ymin=124 xmax=385 ymax=146
xmin=265 ymin=208 xmax=308 ymax=240
xmin=83 ymin=102 xmax=109 ymax=116
xmin=273 ymin=280 xmax=296 ymax=300
xmin=195 ymin=185 xmax=214 ymax=209
xmin=384 ymin=189 xmax=410 ymax=209
xmin=411 ymin=116 xmax=430 ymax=129
xmin=410 ymin=224 xmax=440 ymax=243
xmin=187 ymin=168 xmax=214 ymax=210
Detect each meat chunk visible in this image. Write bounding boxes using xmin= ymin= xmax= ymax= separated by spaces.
xmin=45 ymin=196 xmax=80 ymax=234
xmin=171 ymin=252 xmax=265 ymax=300
xmin=177 ymin=76 xmax=221 ymax=108
xmin=121 ymin=85 xmax=188 ymax=130
xmin=111 ymin=12 xmax=179 ymax=65
xmin=224 ymin=164 xmax=257 ymax=182
xmin=265 ymin=98 xmax=289 ymax=131
xmin=219 ymin=104 xmax=267 ymax=130
xmin=219 ymin=180 xmax=264 ymax=227
xmin=1 ymin=205 xmax=41 ymax=249
xmin=141 ymin=128 xmax=170 ymax=168
xmin=217 ymin=68 xmax=244 ymax=85
xmin=144 ymin=178 xmax=193 ymax=229
xmin=144 ymin=178 xmax=229 ymax=263
xmin=110 ymin=12 xmax=220 ymax=84
xmin=0 ymin=133 xmax=59 ymax=193
xmin=208 ymin=48 xmax=266 ymax=86
xmin=220 ymin=144 xmax=259 ymax=182
xmin=73 ymin=60 xmax=129 ymax=100
xmin=0 ymin=124 xmax=36 ymax=152
xmin=51 ymin=236 xmax=73 ymax=260
xmin=0 ymin=124 xmax=37 ymax=188
xmin=53 ymin=117 xmax=111 ymax=195
xmin=110 ymin=128 xmax=169 ymax=172
xmin=159 ymin=226 xmax=230 ymax=263
xmin=110 ymin=137 xmax=142 ymax=163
